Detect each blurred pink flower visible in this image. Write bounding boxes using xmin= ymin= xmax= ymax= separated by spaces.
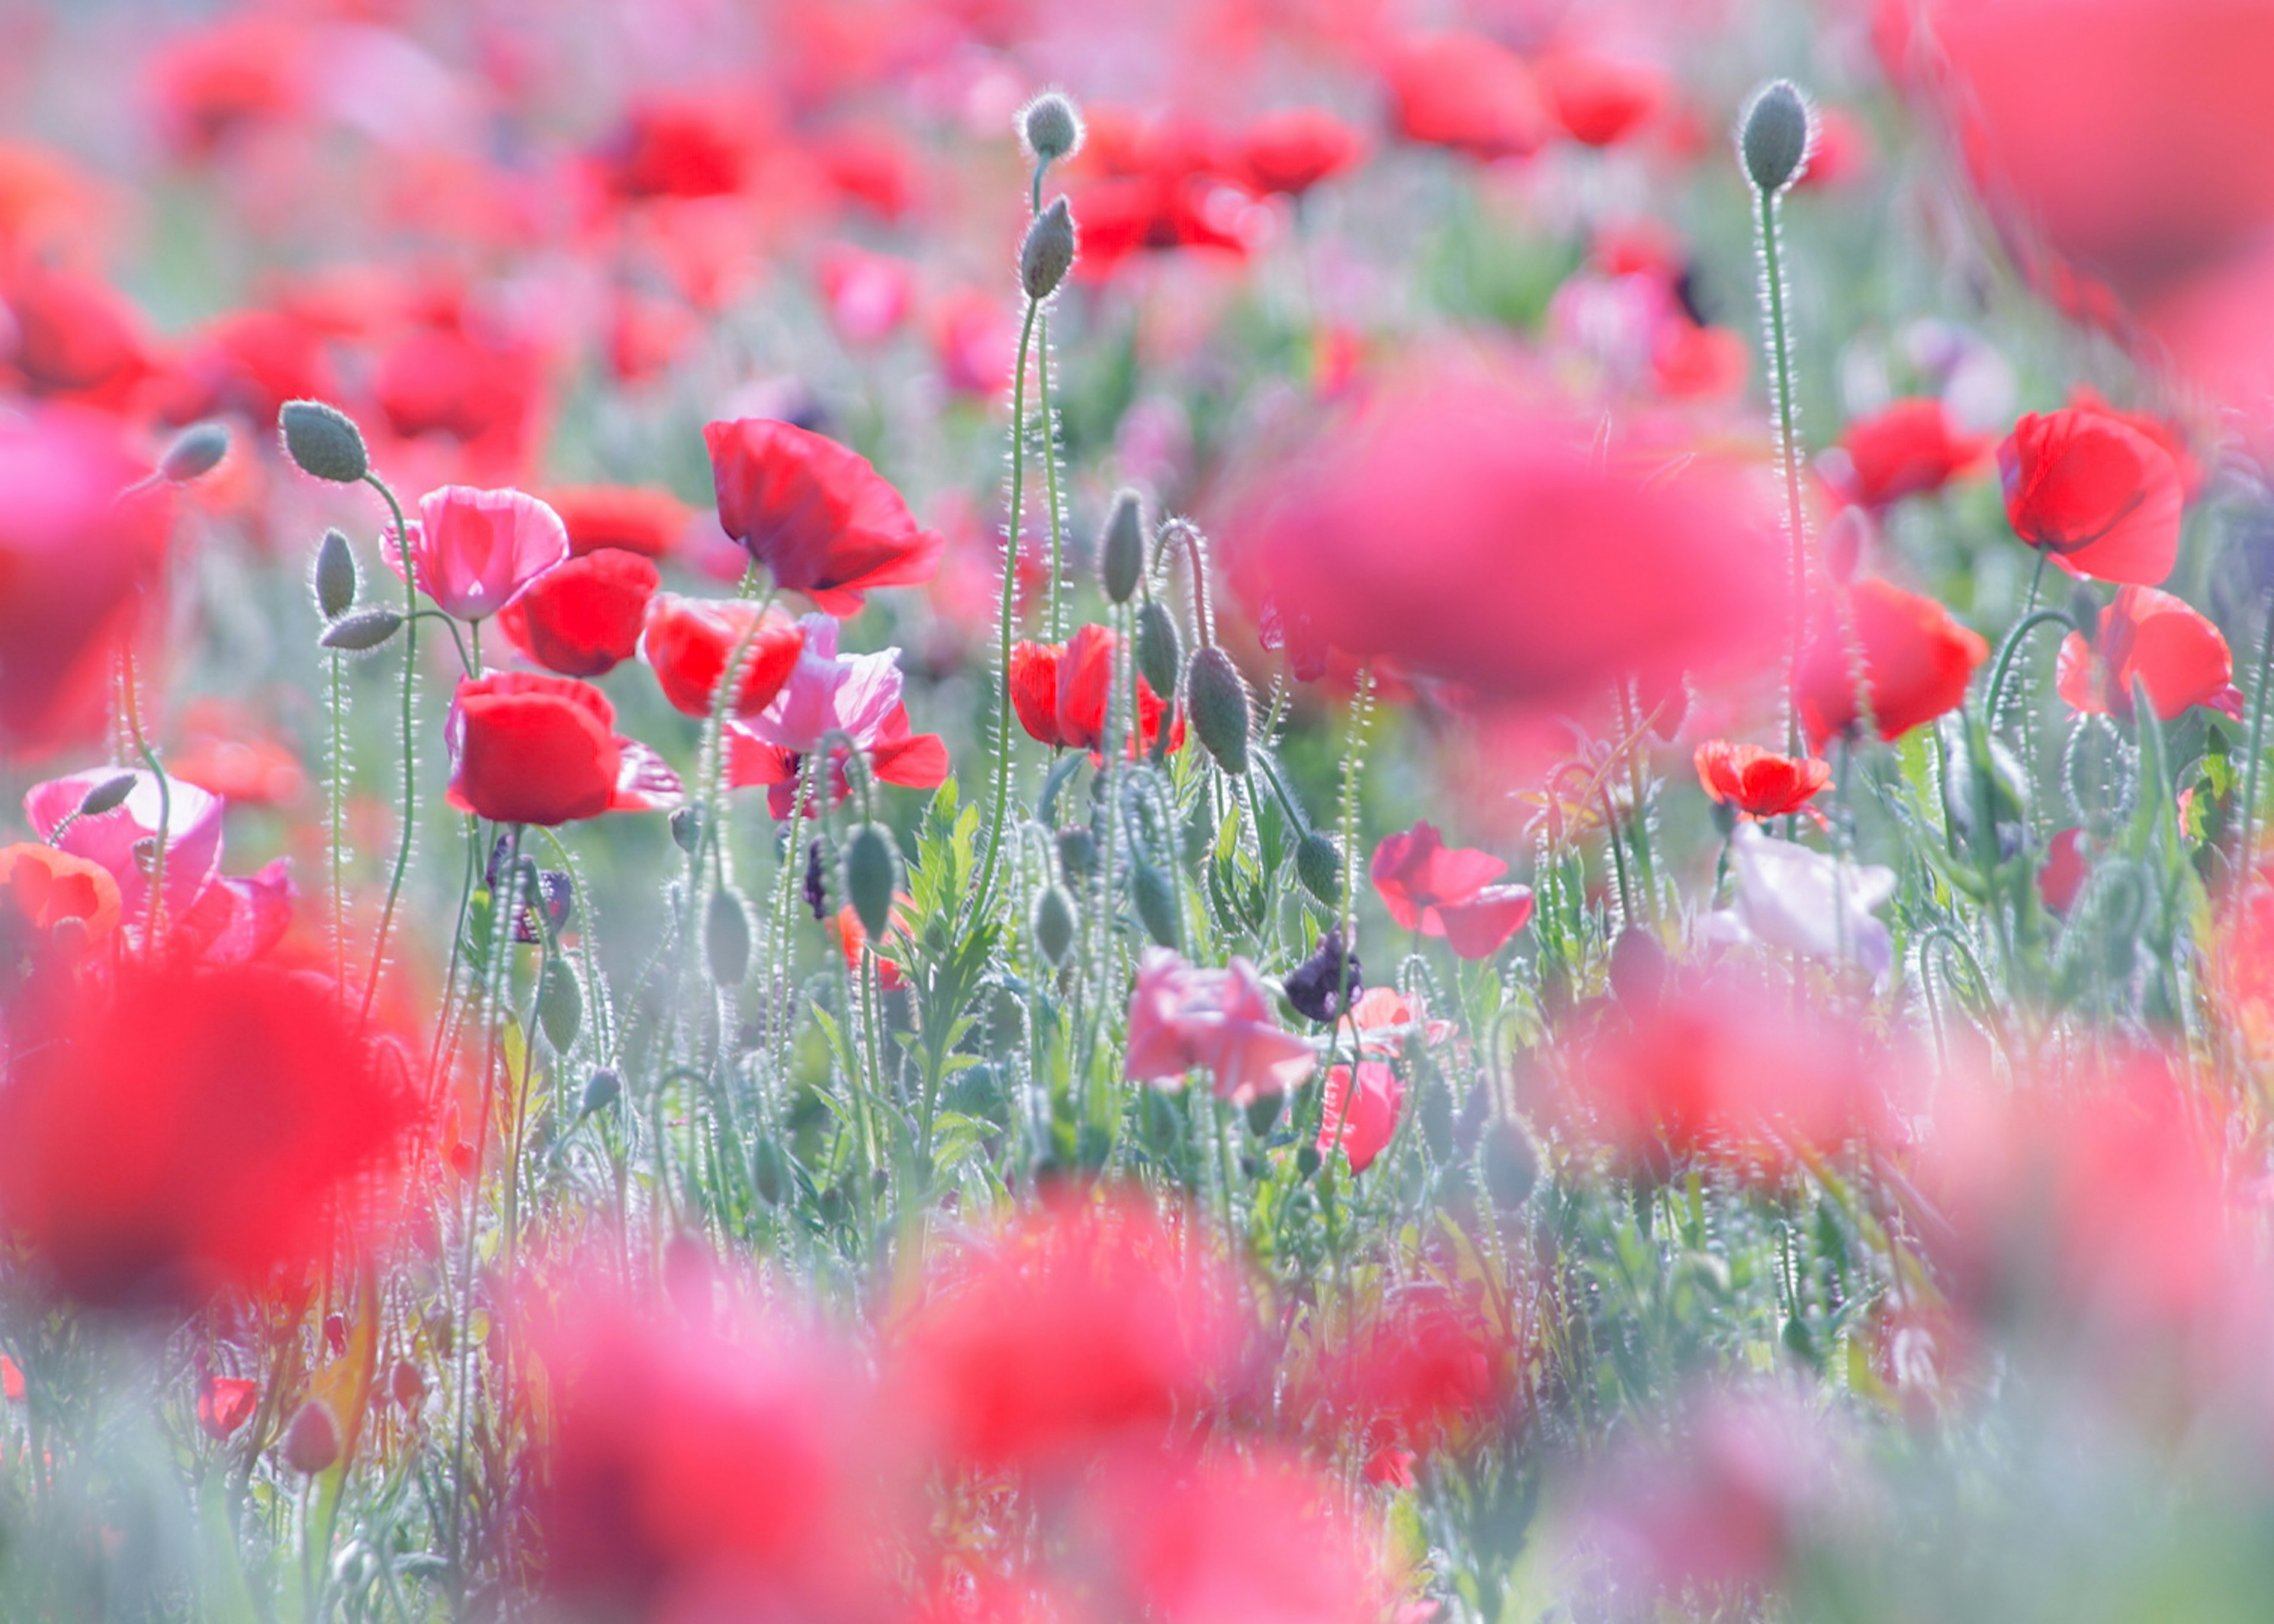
xmin=1318 ymin=1060 xmax=1403 ymax=1173
xmin=386 ymin=485 xmax=569 ymax=622
xmin=1370 ymin=822 xmax=1533 ymax=959
xmin=1125 ymin=947 xmax=1317 ymax=1105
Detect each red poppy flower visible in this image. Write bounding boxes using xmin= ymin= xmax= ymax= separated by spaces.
xmin=1311 ymin=1283 xmax=1515 ymax=1458
xmin=1370 ymin=822 xmax=1534 ymax=959
xmin=1798 ymin=578 xmax=1988 ymax=748
xmin=1536 ymin=49 xmax=1669 ymax=148
xmin=2040 ymin=827 xmax=2091 ymax=915
xmin=1835 ymin=397 xmax=1988 ymax=509
xmin=0 ymin=262 xmax=153 ymax=403
xmin=445 ymin=673 xmax=681 ymax=827
xmin=828 ymin=900 xmax=908 ymax=991
xmin=155 ymin=308 xmax=338 ymax=429
xmin=1 ymin=1355 xmax=20 ymax=1402
xmin=593 ymin=96 xmax=750 ymax=201
xmin=372 ymin=325 xmax=543 ymax=466
xmin=496 ymin=549 xmax=660 ymax=677
xmin=705 ymin=417 xmax=943 ymax=614
xmin=1235 ymin=107 xmax=1364 ymax=197
xmin=1999 ymin=406 xmax=2184 ymax=586
xmin=197 ymin=1374 xmax=259 ymax=1440
xmin=545 ymin=484 xmax=692 ymax=559
xmin=1694 ymin=741 xmax=1832 ymax=821
xmin=0 ymin=960 xmax=415 ymax=1307
xmin=639 ymin=593 xmax=805 ymax=718
xmin=1318 ymin=1061 xmax=1404 ymax=1174
xmin=1385 ymin=33 xmax=1549 ymax=162
xmin=2055 ymin=585 xmax=2243 ymax=722
xmin=1010 ymin=624 xmax=1179 ymax=757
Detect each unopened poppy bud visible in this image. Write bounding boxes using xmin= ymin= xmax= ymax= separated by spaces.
xmin=390 ymin=1359 xmax=424 ymax=1410
xmin=1032 ymin=884 xmax=1077 ymax=967
xmin=1057 ymin=825 xmax=1097 ymax=881
xmin=1245 ymin=1092 xmax=1283 ymax=1136
xmin=2068 ymin=584 xmax=2101 ymax=649
xmin=1737 ymin=79 xmax=1813 ymax=195
xmin=580 ymin=1067 xmax=621 ymax=1115
xmin=1136 ymin=599 xmax=1183 ymax=700
xmin=670 ymin=805 xmax=704 ymax=854
xmin=78 ymin=771 xmax=138 ymax=819
xmin=282 ymin=1400 xmax=340 ymax=1474
xmin=1020 ymin=92 xmax=1084 ymax=164
xmin=1608 ymin=927 xmax=1668 ymax=1007
xmin=159 ymin=421 xmax=229 ymax=484
xmin=843 ymin=824 xmax=898 ymax=941
xmin=1020 ymin=197 xmax=1077 ymax=301
xmin=1295 ymin=1144 xmax=1322 ymax=1179
xmin=1479 ymin=1121 xmax=1539 ymax=1210
xmin=320 ymin=609 xmax=403 ymax=651
xmin=537 ymin=958 xmax=582 ymax=1050
xmin=751 ymin=1136 xmax=789 ymax=1206
xmin=278 ymin=399 xmax=370 ymax=484
xmin=1133 ymin=863 xmax=1179 ymax=948
xmin=1100 ymin=489 xmax=1145 ymax=603
xmin=314 ymin=528 xmax=358 ymax=619
xmin=705 ymin=889 xmax=751 ymax=986
xmin=1295 ymin=831 xmax=1342 ymax=905
xmin=1186 ymin=647 xmax=1252 ymax=774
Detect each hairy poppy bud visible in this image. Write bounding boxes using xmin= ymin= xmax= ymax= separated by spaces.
xmin=320 ymin=609 xmax=403 ymax=651
xmin=1295 ymin=1144 xmax=1322 ymax=1179
xmin=1020 ymin=197 xmax=1077 ymax=301
xmin=1056 ymin=825 xmax=1097 ymax=882
xmin=1186 ymin=647 xmax=1252 ymax=773
xmin=1295 ymin=831 xmax=1342 ymax=905
xmin=159 ymin=421 xmax=229 ymax=484
xmin=751 ymin=1136 xmax=789 ymax=1207
xmin=843 ymin=824 xmax=897 ymax=941
xmin=1737 ymin=79 xmax=1812 ymax=195
xmin=537 ymin=957 xmax=582 ymax=1050
xmin=1020 ymin=92 xmax=1084 ymax=164
xmin=1136 ymin=600 xmax=1183 ymax=703
xmin=78 ymin=771 xmax=138 ymax=819
xmin=1133 ymin=863 xmax=1179 ymax=948
xmin=580 ymin=1067 xmax=621 ymax=1115
xmin=705 ymin=889 xmax=751 ymax=986
xmin=1245 ymin=1092 xmax=1283 ymax=1136
xmin=670 ymin=805 xmax=704 ymax=855
xmin=314 ymin=528 xmax=358 ymax=619
xmin=282 ymin=1400 xmax=340 ymax=1474
xmin=390 ymin=1358 xmax=424 ymax=1410
xmin=1031 ymin=884 xmax=1077 ymax=966
xmin=1100 ymin=489 xmax=1145 ymax=603
xmin=278 ymin=399 xmax=370 ymax=484
xmin=1480 ymin=1121 xmax=1539 ymax=1210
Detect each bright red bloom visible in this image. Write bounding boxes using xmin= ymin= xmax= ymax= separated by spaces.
xmin=1318 ymin=1061 xmax=1403 ymax=1174
xmin=1235 ymin=107 xmax=1364 ymax=197
xmin=705 ymin=417 xmax=942 ymax=614
xmin=1009 ymin=625 xmax=1179 ymax=758
xmin=1999 ymin=406 xmax=2183 ymax=586
xmin=1798 ymin=578 xmax=1988 ymax=748
xmin=0 ymin=261 xmax=153 ymax=404
xmin=1537 ymin=49 xmax=1669 ymax=147
xmin=639 ymin=593 xmax=805 ymax=718
xmin=384 ymin=485 xmax=570 ymax=623
xmin=1835 ymin=397 xmax=1989 ymax=509
xmin=154 ymin=308 xmax=337 ymax=428
xmin=2041 ymin=827 xmax=2091 ymax=915
xmin=444 ymin=673 xmax=680 ymax=827
xmin=1369 ymin=822 xmax=1534 ymax=959
xmin=593 ymin=96 xmax=750 ymax=201
xmin=1386 ymin=33 xmax=1549 ymax=161
xmin=1694 ymin=741 xmax=1831 ymax=821
xmin=372 ymin=326 xmax=543 ymax=469
xmin=2055 ymin=584 xmax=2243 ymax=722
xmin=0 ymin=1355 xmax=20 ymax=1402
xmin=829 ymin=901 xmax=908 ymax=992
xmin=495 ymin=549 xmax=660 ymax=677
xmin=545 ymin=484 xmax=692 ymax=559
xmin=0 ymin=960 xmax=415 ymax=1307
xmin=197 ymin=1374 xmax=258 ymax=1440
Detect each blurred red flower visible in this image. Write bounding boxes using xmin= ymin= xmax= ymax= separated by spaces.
xmin=1694 ymin=741 xmax=1831 ymax=822
xmin=2040 ymin=827 xmax=2092 ymax=915
xmin=1370 ymin=822 xmax=1533 ymax=959
xmin=593 ymin=96 xmax=751 ymax=201
xmin=639 ymin=593 xmax=805 ymax=718
xmin=444 ymin=673 xmax=680 ymax=826
xmin=545 ymin=484 xmax=692 ymax=559
xmin=1386 ymin=34 xmax=1549 ymax=161
xmin=1999 ymin=406 xmax=2183 ymax=586
xmin=1318 ymin=1060 xmax=1403 ymax=1174
xmin=197 ymin=1372 xmax=258 ymax=1440
xmin=1834 ymin=397 xmax=1987 ymax=509
xmin=2055 ymin=584 xmax=2243 ymax=722
xmin=705 ymin=417 xmax=942 ymax=614
xmin=1315 ymin=1281 xmax=1517 ymax=1459
xmin=1798 ymin=578 xmax=1987 ymax=748
xmin=384 ymin=485 xmax=569 ymax=623
xmin=496 ymin=548 xmax=660 ymax=677
xmin=1537 ymin=48 xmax=1669 ymax=148
xmin=1235 ymin=107 xmax=1365 ymax=197
xmin=1010 ymin=624 xmax=1180 ymax=758
xmin=0 ymin=960 xmax=415 ymax=1307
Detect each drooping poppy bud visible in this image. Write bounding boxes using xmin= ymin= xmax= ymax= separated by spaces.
xmin=320 ymin=609 xmax=403 ymax=652
xmin=1479 ymin=1121 xmax=1540 ymax=1210
xmin=1185 ymin=647 xmax=1251 ymax=773
xmin=1020 ymin=197 xmax=1077 ymax=301
xmin=843 ymin=824 xmax=897 ymax=942
xmin=804 ymin=837 xmax=828 ymax=921
xmin=1100 ymin=489 xmax=1145 ymax=604
xmin=537 ymin=957 xmax=582 ymax=1051
xmin=278 ymin=399 xmax=368 ymax=483
xmin=1031 ymin=885 xmax=1077 ymax=967
xmin=1133 ymin=863 xmax=1179 ymax=949
xmin=1296 ymin=831 xmax=1343 ymax=905
xmin=159 ymin=421 xmax=230 ymax=484
xmin=1057 ymin=826 xmax=1097 ymax=882
xmin=76 ymin=771 xmax=139 ymax=820
xmin=314 ymin=528 xmax=357 ymax=619
xmin=579 ymin=1067 xmax=621 ymax=1117
xmin=1737 ymin=80 xmax=1813 ymax=195
xmin=1136 ymin=599 xmax=1182 ymax=699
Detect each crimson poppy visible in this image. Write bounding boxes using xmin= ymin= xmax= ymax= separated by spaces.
xmin=496 ymin=549 xmax=660 ymax=677
xmin=1694 ymin=741 xmax=1832 ymax=821
xmin=1385 ymin=33 xmax=1549 ymax=161
xmin=1835 ymin=397 xmax=1987 ymax=509
xmin=2040 ymin=827 xmax=2091 ymax=915
xmin=545 ymin=484 xmax=692 ymax=559
xmin=1797 ymin=578 xmax=1987 ymax=747
xmin=2055 ymin=584 xmax=2243 ymax=722
xmin=1999 ymin=405 xmax=2183 ymax=586
xmin=1369 ymin=822 xmax=1534 ymax=959
xmin=197 ymin=1374 xmax=259 ymax=1440
xmin=445 ymin=673 xmax=681 ymax=827
xmin=1010 ymin=624 xmax=1179 ymax=757
xmin=1536 ymin=49 xmax=1669 ymax=148
xmin=705 ymin=417 xmax=943 ymax=614
xmin=639 ymin=593 xmax=805 ymax=718
xmin=1318 ymin=1062 xmax=1403 ymax=1174
xmin=1235 ymin=107 xmax=1364 ymax=197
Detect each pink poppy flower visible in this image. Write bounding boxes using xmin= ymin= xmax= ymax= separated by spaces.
xmin=725 ymin=616 xmax=948 ymax=819
xmin=385 ymin=485 xmax=570 ymax=623
xmin=1318 ymin=1061 xmax=1404 ymax=1173
xmin=1125 ymin=947 xmax=1318 ymax=1105
xmin=1369 ymin=822 xmax=1534 ymax=959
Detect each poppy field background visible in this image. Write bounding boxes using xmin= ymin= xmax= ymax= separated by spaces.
xmin=6 ymin=0 xmax=2274 ymax=1620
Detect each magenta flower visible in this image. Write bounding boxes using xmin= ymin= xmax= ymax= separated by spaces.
xmin=1124 ymin=947 xmax=1318 ymax=1106
xmin=386 ymin=485 xmax=570 ymax=622
xmin=724 ymin=613 xmax=949 ymax=819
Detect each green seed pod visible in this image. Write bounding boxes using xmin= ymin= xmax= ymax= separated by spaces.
xmin=1184 ymin=646 xmax=1251 ymax=774
xmin=1099 ymin=488 xmax=1144 ymax=604
xmin=1056 ymin=825 xmax=1098 ymax=882
xmin=1295 ymin=831 xmax=1342 ymax=905
xmin=705 ymin=888 xmax=751 ymax=986
xmin=537 ymin=958 xmax=583 ymax=1051
xmin=1479 ymin=1121 xmax=1540 ymax=1211
xmin=1020 ymin=92 xmax=1084 ymax=163
xmin=320 ymin=608 xmax=403 ymax=651
xmin=1019 ymin=197 xmax=1077 ymax=301
xmin=78 ymin=771 xmax=139 ymax=819
xmin=579 ymin=1067 xmax=620 ymax=1115
xmin=159 ymin=420 xmax=230 ymax=484
xmin=1032 ymin=884 xmax=1077 ymax=967
xmin=1136 ymin=598 xmax=1182 ymax=699
xmin=1132 ymin=863 xmax=1179 ymax=949
xmin=843 ymin=824 xmax=898 ymax=942
xmin=1737 ymin=79 xmax=1812 ymax=195
xmin=314 ymin=528 xmax=358 ymax=619
xmin=278 ymin=399 xmax=370 ymax=483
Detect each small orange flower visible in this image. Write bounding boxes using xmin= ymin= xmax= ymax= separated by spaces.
xmin=0 ymin=841 xmax=121 ymax=944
